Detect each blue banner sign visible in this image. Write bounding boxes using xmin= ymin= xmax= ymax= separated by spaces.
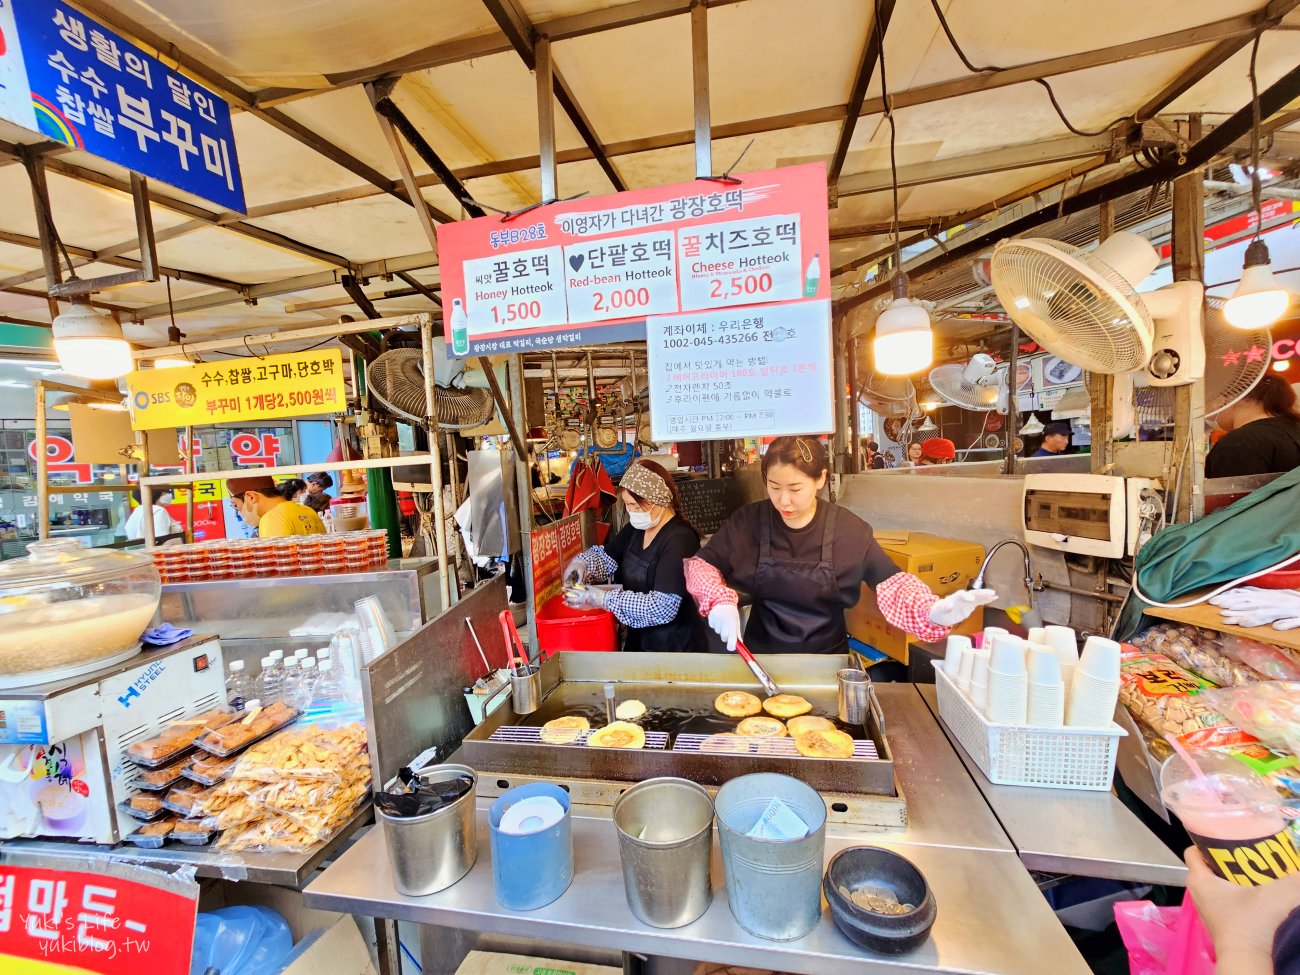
xmin=0 ymin=0 xmax=246 ymax=212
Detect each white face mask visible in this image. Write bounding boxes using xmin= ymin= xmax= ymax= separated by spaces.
xmin=628 ymin=510 xmax=656 ymax=531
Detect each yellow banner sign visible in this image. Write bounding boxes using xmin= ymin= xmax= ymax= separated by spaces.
xmin=127 ymin=349 xmax=346 ymax=431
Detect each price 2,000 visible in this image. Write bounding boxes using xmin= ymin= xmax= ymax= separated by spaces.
xmin=709 ymin=273 xmax=773 ymax=302
xmin=593 ymin=287 xmax=651 ymax=315
xmin=490 ymin=300 xmax=543 ymax=325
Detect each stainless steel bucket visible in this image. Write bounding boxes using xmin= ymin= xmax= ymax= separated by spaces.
xmin=837 ymin=667 xmax=870 ymax=724
xmin=377 ymin=763 xmax=478 ymax=896
xmin=612 ymin=777 xmax=714 ymax=928
xmin=510 ymin=664 xmax=542 ymax=714
xmin=714 ymin=772 xmax=827 ymax=941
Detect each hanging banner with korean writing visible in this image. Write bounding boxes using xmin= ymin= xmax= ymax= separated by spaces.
xmin=2 ymin=0 xmax=245 ymax=212
xmin=125 ymin=349 xmax=345 ymax=431
xmin=436 ymin=163 xmax=830 ymax=356
xmin=645 ymin=300 xmax=833 ymax=440
xmin=529 ymin=513 xmax=585 ymax=615
xmin=0 ymin=857 xmax=198 ymax=974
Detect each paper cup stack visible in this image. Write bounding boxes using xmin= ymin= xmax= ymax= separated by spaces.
xmin=984 ymin=635 xmax=1028 ymax=724
xmin=1043 ymin=625 xmax=1080 ymax=699
xmin=1066 ymin=636 xmax=1122 ymax=728
xmin=977 ymin=626 xmax=1008 ymax=650
xmin=970 ymin=647 xmax=992 ymax=713
xmin=1026 ymin=645 xmax=1065 ymax=727
xmin=942 ymin=635 xmax=975 ymax=693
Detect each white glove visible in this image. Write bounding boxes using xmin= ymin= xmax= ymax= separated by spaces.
xmin=562 ymin=556 xmax=587 ymax=588
xmin=707 ymin=604 xmax=742 ymax=652
xmin=1209 ymin=587 xmax=1300 ymax=630
xmin=929 ymin=588 xmax=998 ymax=627
xmin=563 ymin=586 xmax=607 ymax=611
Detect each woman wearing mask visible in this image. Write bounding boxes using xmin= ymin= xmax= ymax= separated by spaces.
xmin=562 ymin=460 xmax=706 ymax=651
xmin=684 ymin=436 xmax=994 ymax=653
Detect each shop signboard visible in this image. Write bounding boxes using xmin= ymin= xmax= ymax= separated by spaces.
xmin=529 ymin=513 xmax=585 ymax=615
xmin=0 ymin=0 xmax=246 ymax=212
xmin=436 ymin=163 xmax=831 ymax=356
xmin=125 ymin=349 xmax=345 ymax=431
xmin=0 ymin=857 xmax=198 ymax=974
xmin=645 ymin=300 xmax=833 ymax=440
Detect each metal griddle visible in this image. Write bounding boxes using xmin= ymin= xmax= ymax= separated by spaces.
xmin=462 ymin=651 xmax=895 ymax=796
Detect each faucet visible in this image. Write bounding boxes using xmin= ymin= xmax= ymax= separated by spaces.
xmin=971 ymin=539 xmax=1043 ymax=609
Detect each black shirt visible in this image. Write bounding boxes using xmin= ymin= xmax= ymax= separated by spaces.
xmin=1278 ymin=907 xmax=1300 ymax=975
xmin=1205 ymin=416 xmax=1300 ymax=479
xmin=603 ymin=516 xmax=699 ymax=599
xmin=697 ymin=500 xmax=899 ymax=609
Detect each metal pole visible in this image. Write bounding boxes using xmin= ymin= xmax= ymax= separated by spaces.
xmin=832 ymin=317 xmax=850 ymax=475
xmin=1171 ymin=115 xmax=1206 ymax=522
xmin=536 ymin=37 xmax=557 ymax=202
xmin=508 ymin=354 xmax=536 ymax=632
xmin=137 ymin=429 xmax=154 ymax=547
xmin=420 ymin=319 xmax=454 ymax=608
xmin=1003 ymin=324 xmax=1019 ymax=475
xmin=1088 ymin=200 xmax=1117 ymax=474
xmin=691 ymin=0 xmax=712 ymax=179
xmin=183 ymin=425 xmax=195 ymax=543
xmin=35 ymin=383 xmax=50 ymax=540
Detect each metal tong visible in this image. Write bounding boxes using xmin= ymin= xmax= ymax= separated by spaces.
xmin=735 ymin=638 xmax=780 ymax=697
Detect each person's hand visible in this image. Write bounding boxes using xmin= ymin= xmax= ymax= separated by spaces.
xmin=929 ymin=588 xmax=997 ymax=626
xmin=707 ymin=604 xmax=742 ymax=652
xmin=1184 ymin=846 xmax=1300 ymax=973
xmin=1209 ymin=587 xmax=1300 ymax=630
xmin=563 ymin=587 xmax=606 ymax=611
xmin=562 ymin=556 xmax=587 ymax=588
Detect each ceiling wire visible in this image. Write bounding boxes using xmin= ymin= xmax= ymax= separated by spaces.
xmin=1248 ymin=32 xmax=1264 ymax=235
xmin=874 ymin=2 xmax=902 ymax=268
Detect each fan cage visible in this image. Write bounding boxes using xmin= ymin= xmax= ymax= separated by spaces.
xmin=1202 ymin=297 xmax=1271 ymax=417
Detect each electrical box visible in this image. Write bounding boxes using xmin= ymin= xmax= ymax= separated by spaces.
xmin=1022 ymin=473 xmax=1156 ymax=558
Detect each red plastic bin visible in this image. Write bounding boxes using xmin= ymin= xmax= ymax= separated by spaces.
xmin=535 ymin=594 xmax=617 ymax=658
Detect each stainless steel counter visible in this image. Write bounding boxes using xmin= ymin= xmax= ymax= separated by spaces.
xmin=4 ymin=804 xmax=371 ymax=889
xmin=916 ymin=684 xmax=1187 ymax=885
xmin=305 ymin=686 xmax=1092 ymax=975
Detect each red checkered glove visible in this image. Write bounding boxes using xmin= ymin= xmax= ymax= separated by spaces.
xmin=683 ymin=557 xmax=739 ymax=616
xmin=875 ymin=571 xmax=952 ymax=644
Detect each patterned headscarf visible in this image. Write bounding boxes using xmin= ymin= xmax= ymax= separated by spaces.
xmin=619 ymin=461 xmax=674 ymax=508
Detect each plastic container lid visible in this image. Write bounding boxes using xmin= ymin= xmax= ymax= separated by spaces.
xmin=301 ymin=658 xmax=316 ymax=670
xmin=0 ymin=538 xmax=155 ymax=589
xmin=1160 ymin=751 xmax=1281 ymax=817
xmin=269 ymin=650 xmax=284 ymax=662
xmin=294 ymin=648 xmax=309 ymax=659
xmin=230 ymin=660 xmax=245 ymax=672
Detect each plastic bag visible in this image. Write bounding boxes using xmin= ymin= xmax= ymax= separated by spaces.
xmin=1199 ymin=682 xmax=1300 ymax=754
xmin=1132 ymin=623 xmax=1263 ymax=687
xmin=1114 ymin=894 xmax=1215 ymax=975
xmin=190 ymin=905 xmax=292 ymax=975
xmin=1119 ymin=647 xmax=1232 ymax=741
xmin=1217 ymin=633 xmax=1300 ymax=682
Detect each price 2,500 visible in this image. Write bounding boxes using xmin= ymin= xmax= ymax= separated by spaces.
xmin=709 ymin=273 xmax=773 ymax=301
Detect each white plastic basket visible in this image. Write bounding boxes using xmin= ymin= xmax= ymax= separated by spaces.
xmin=931 ymin=660 xmax=1126 ymax=791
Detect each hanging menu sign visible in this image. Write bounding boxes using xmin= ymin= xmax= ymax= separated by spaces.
xmin=436 ymin=163 xmax=831 ymax=356
xmin=646 ymin=300 xmax=834 ymax=441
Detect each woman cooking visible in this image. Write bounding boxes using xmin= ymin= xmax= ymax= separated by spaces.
xmin=562 ymin=460 xmax=706 ymax=651
xmin=684 ymin=436 xmax=995 ymax=654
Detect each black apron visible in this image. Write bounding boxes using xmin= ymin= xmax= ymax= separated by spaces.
xmin=617 ymin=524 xmax=705 ymax=652
xmin=744 ymin=505 xmax=847 ymax=654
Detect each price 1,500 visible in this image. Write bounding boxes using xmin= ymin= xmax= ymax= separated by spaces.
xmin=490 ymin=300 xmax=543 ymax=325
xmin=708 ymin=273 xmax=773 ymax=302
xmin=593 ymin=287 xmax=651 ymax=315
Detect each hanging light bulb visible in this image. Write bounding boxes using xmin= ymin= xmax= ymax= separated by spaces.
xmin=919 ymin=390 xmax=942 ymax=411
xmin=873 ymin=271 xmax=933 ymax=376
xmin=1225 ymin=238 xmax=1290 ymax=328
xmin=51 ymin=299 xmax=133 ymax=380
xmin=1019 ymin=414 xmax=1045 ymax=436
xmin=917 ymin=414 xmax=938 ymax=433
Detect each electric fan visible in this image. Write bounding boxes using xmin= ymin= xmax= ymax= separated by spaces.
xmin=1203 ymin=296 xmax=1271 ymax=417
xmin=860 ymin=368 xmax=919 ymax=418
xmin=927 ymin=353 xmax=1009 ymax=413
xmin=991 ymin=231 xmax=1204 ymax=382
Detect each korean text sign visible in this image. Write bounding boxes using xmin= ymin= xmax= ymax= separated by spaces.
xmin=646 ymin=300 xmax=833 ymax=440
xmin=0 ymin=863 xmax=197 ymax=974
xmin=529 ymin=513 xmax=585 ymax=615
xmin=1 ymin=0 xmax=245 ymax=212
xmin=126 ymin=349 xmax=345 ymax=431
xmin=435 ymin=163 xmax=831 ymax=356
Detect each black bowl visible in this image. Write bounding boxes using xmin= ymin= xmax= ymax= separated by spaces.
xmin=823 ymin=846 xmax=937 ymax=955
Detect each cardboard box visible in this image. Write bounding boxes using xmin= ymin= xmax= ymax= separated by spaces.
xmin=280 ymin=917 xmax=378 ymax=975
xmin=455 ymin=952 xmax=620 ymax=975
xmin=845 ymin=532 xmax=985 ymax=664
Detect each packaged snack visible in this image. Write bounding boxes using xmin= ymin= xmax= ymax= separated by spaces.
xmin=1199 ymin=683 xmax=1300 ymax=754
xmin=1118 ymin=646 xmax=1232 ymax=740
xmin=195 ymin=702 xmax=300 ymax=758
xmin=1131 ymin=623 xmax=1263 ymax=687
xmin=124 ymin=817 xmax=176 ymax=848
xmin=1217 ymin=634 xmax=1300 ymax=682
xmin=161 ymin=781 xmax=210 ymax=817
xmin=183 ymin=752 xmax=238 ymax=787
xmin=119 ymin=795 xmax=167 ymax=821
xmin=127 ymin=709 xmax=237 ymax=767
xmin=170 ymin=818 xmax=216 ymax=845
xmin=134 ymin=757 xmax=190 ymax=791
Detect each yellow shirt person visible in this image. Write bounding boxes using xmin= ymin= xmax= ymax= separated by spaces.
xmin=227 ymin=475 xmax=327 ymax=538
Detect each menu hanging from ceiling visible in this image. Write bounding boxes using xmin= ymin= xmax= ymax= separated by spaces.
xmin=0 ymin=0 xmax=246 ymax=212
xmin=436 ymin=163 xmax=831 ymax=356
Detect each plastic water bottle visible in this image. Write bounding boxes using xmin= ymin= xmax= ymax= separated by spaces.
xmin=268 ymin=649 xmax=285 ymax=667
xmin=311 ymin=659 xmax=345 ymax=710
xmin=254 ymin=656 xmax=283 ymax=704
xmin=450 ymin=298 xmax=469 ymax=356
xmin=299 ymin=657 xmax=319 ymax=705
xmin=225 ymin=660 xmax=249 ymax=712
xmin=294 ymin=648 xmax=309 ymax=662
xmin=282 ymin=657 xmax=302 ymax=708
xmin=331 ymin=629 xmax=362 ymax=698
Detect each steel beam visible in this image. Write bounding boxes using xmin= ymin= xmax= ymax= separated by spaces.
xmin=366 ymin=83 xmax=445 ymax=256
xmin=49 ymin=172 xmax=161 ymax=300
xmin=691 ymin=0 xmax=712 ymax=178
xmin=828 ymin=0 xmax=896 ymax=192
xmin=535 ymin=36 xmax=559 ymax=201
xmin=482 ymin=0 xmax=626 ymax=192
